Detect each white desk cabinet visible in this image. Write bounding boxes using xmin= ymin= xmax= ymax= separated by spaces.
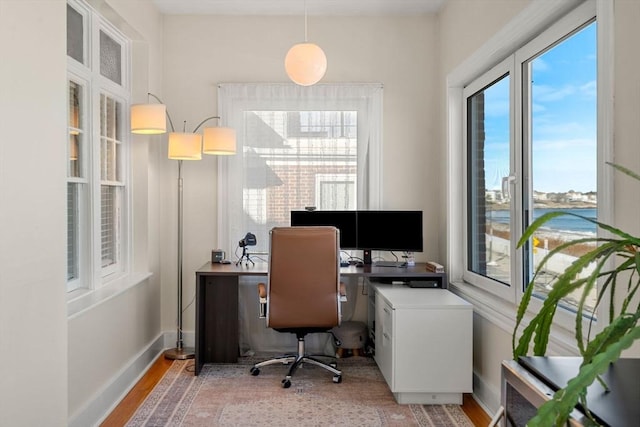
xmin=371 ymin=285 xmax=472 ymax=404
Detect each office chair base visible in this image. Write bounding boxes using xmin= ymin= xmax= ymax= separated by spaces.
xmin=250 ymin=351 xmax=342 ymax=388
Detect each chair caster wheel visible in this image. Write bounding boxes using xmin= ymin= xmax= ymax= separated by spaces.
xmin=282 ymin=379 xmax=291 ymax=388
xmin=333 ymin=375 xmax=342 ymax=384
xmin=250 ymin=367 xmax=260 ymax=376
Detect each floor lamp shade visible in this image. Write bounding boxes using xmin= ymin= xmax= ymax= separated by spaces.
xmin=131 ymin=103 xmax=167 ymax=134
xmin=285 ymin=42 xmax=327 ymax=86
xmin=168 ymin=132 xmax=202 ymax=160
xmin=203 ymin=127 xmax=237 ymax=155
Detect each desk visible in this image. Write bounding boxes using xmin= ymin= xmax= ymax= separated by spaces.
xmin=195 ymin=262 xmax=447 ymax=375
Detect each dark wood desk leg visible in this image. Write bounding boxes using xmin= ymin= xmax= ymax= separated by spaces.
xmin=195 ymin=272 xmax=204 ymax=375
xmin=195 ymin=274 xmax=239 ymax=375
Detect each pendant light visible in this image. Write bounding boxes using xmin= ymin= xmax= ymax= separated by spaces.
xmin=285 ymin=0 xmax=327 ymax=86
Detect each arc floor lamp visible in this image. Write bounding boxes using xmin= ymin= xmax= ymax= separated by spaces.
xmin=131 ymin=93 xmax=236 ymax=360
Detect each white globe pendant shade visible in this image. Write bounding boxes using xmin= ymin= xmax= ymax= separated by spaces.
xmin=285 ymin=42 xmax=327 ymax=86
xmin=168 ymin=132 xmax=202 ymax=160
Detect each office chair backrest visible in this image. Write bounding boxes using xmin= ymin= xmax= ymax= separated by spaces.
xmin=266 ymin=226 xmax=341 ymax=329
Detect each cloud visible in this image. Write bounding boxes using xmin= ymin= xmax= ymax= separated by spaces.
xmin=532 ymin=137 xmax=596 ymax=152
xmin=533 ymin=84 xmax=577 ymax=102
xmin=580 ymin=80 xmax=596 ymax=98
xmin=532 ymin=57 xmax=550 ymax=73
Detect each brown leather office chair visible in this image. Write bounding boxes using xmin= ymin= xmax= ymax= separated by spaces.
xmin=249 ymin=226 xmax=343 ymax=388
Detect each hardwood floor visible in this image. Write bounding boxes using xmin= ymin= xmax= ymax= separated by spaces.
xmin=101 ymin=356 xmax=173 ymax=427
xmin=463 ymin=393 xmax=492 ymax=426
xmin=102 ymin=355 xmax=492 ymax=426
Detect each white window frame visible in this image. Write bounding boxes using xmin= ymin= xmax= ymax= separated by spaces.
xmin=462 ymin=57 xmax=516 ymax=302
xmin=67 ymin=0 xmax=131 ymax=294
xmin=447 ymin=0 xmax=613 ymax=348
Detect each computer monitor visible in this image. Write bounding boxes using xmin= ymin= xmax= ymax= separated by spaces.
xmin=356 ymin=210 xmax=423 ymax=263
xmin=290 ymin=210 xmax=358 ymax=250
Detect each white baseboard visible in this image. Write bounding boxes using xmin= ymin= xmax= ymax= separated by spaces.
xmin=68 ymin=333 xmax=165 ymax=427
xmin=472 ymin=371 xmax=501 ymax=418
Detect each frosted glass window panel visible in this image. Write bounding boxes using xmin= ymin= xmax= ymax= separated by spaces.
xmin=67 ymin=4 xmax=83 ymax=63
xmin=99 ymin=30 xmax=122 ymax=85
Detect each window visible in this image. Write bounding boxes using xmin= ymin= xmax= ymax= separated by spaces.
xmin=465 ymin=63 xmax=513 ymax=300
xmin=217 ymin=84 xmax=382 ymax=256
xmin=459 ymin=2 xmax=601 ymax=318
xmin=66 ymin=0 xmax=130 ymax=292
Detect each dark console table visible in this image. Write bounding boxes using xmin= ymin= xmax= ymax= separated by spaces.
xmin=501 ymin=356 xmax=640 ymax=426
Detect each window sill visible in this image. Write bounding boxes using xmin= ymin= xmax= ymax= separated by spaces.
xmin=67 ymin=271 xmax=152 ymax=320
xmin=448 ymin=280 xmax=579 ymax=356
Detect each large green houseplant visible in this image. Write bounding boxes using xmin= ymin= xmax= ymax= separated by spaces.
xmin=512 ymin=163 xmax=640 ymax=426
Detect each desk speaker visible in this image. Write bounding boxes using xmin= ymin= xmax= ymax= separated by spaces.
xmin=211 ymin=249 xmax=225 ymax=263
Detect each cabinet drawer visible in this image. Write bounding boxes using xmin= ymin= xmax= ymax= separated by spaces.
xmin=374 ymin=293 xmax=393 ymax=383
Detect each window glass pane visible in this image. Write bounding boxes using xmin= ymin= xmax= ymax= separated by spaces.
xmin=317 ymin=175 xmax=356 ymax=210
xmin=100 ymin=94 xmax=122 ymax=182
xmin=467 ymin=74 xmax=511 ymax=285
xmin=242 ymin=110 xmax=358 ymax=250
xmin=67 ymin=4 xmax=83 ymax=63
xmin=101 ymin=185 xmax=118 ymax=268
xmin=100 ymin=30 xmax=122 ymax=85
xmin=67 ymin=183 xmax=80 ymax=281
xmin=526 ymin=22 xmax=597 ymax=314
xmin=68 ymin=81 xmax=83 ymax=178
xmin=99 ymin=93 xmax=123 ymax=273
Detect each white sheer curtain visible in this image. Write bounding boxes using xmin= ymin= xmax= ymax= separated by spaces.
xmin=216 ymin=83 xmax=383 ymax=354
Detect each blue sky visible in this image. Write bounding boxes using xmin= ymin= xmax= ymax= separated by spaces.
xmin=483 ymin=22 xmax=597 ymax=193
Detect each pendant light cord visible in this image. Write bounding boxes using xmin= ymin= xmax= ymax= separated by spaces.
xmin=304 ymin=0 xmax=308 ymax=42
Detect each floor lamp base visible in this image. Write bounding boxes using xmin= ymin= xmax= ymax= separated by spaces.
xmin=164 ymin=347 xmax=195 ymax=360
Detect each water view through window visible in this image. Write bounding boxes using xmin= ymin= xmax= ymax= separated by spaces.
xmin=469 ymin=20 xmax=597 ymax=316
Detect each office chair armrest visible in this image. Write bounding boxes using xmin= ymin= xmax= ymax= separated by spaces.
xmin=339 ymin=282 xmax=347 ymax=302
xmin=258 ymin=282 xmax=267 ymax=318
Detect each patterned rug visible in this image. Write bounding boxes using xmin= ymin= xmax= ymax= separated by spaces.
xmin=127 ymin=356 xmax=473 ymax=426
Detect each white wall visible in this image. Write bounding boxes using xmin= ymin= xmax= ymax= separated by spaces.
xmin=0 ymin=0 xmax=165 ymax=424
xmin=0 ymin=1 xmax=68 ymax=425
xmin=159 ymin=14 xmax=441 ymax=335
xmin=438 ymin=0 xmax=640 ymax=414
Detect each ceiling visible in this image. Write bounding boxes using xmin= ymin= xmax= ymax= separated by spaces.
xmin=152 ymin=0 xmax=446 ymax=16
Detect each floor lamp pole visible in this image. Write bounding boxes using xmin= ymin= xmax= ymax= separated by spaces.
xmin=164 ymin=160 xmax=195 ymax=360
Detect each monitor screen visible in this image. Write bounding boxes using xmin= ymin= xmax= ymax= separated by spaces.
xmin=290 ymin=210 xmax=358 ymax=249
xmin=356 ymin=210 xmax=423 ymax=252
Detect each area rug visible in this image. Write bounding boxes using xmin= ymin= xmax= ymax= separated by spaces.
xmin=126 ymin=356 xmax=473 ymax=426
